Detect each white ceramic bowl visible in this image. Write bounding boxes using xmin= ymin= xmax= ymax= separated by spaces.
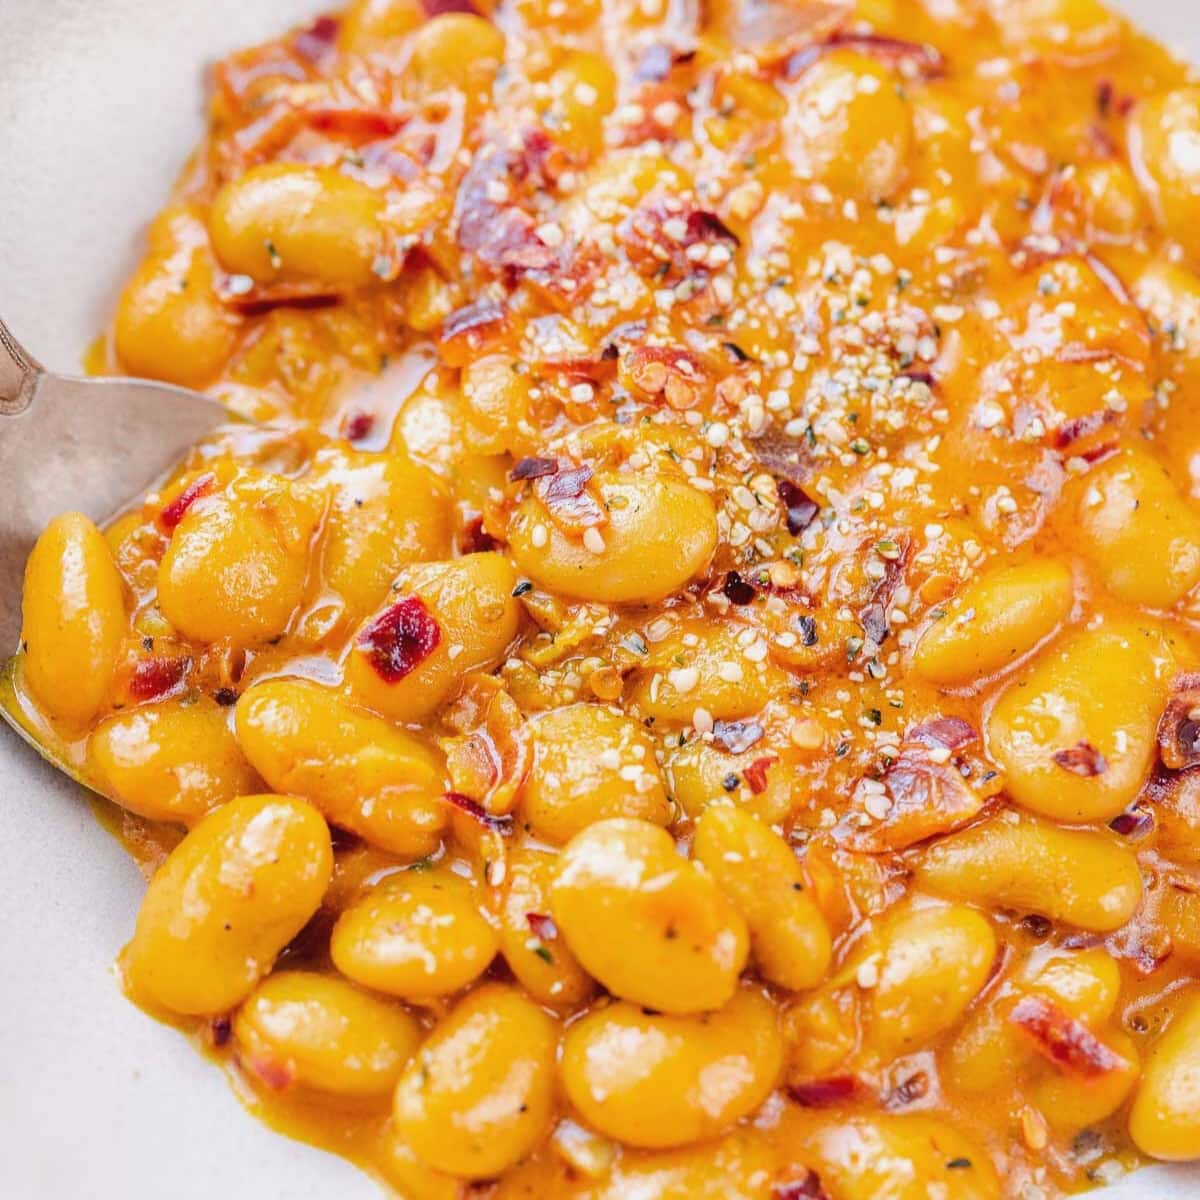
xmin=1 ymin=2 xmax=1198 ymax=1197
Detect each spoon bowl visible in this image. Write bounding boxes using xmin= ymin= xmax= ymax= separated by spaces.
xmin=0 ymin=318 xmax=234 ymax=653
xmin=0 ymin=317 xmax=236 ymax=770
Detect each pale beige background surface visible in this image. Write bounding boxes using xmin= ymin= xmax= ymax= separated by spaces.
xmin=0 ymin=1 xmax=1197 ymax=1196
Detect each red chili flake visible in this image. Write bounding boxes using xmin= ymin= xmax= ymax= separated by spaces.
xmin=1053 ymin=741 xmax=1108 ymax=777
xmin=777 ymin=479 xmax=819 ymax=535
xmin=835 ymin=745 xmax=983 ymax=854
xmin=525 ymin=912 xmax=559 ymax=940
xmin=1096 ymin=79 xmax=1114 ymax=116
xmin=619 ymin=200 xmax=738 ymax=283
xmin=1157 ymin=673 xmax=1200 ymax=771
xmin=1010 ymin=995 xmax=1126 ymax=1078
xmin=723 ymin=571 xmax=757 ymax=606
xmin=244 ymin=1056 xmax=296 ymax=1091
xmin=744 ymin=755 xmax=778 ymax=794
xmin=1053 ymin=408 xmax=1118 ymax=450
xmin=357 ymin=596 xmax=441 ymax=683
xmin=210 ymin=1016 xmax=232 ymax=1048
xmin=787 ymin=1075 xmax=862 ymax=1107
xmin=712 ymin=719 xmax=765 ymax=755
xmin=128 ymin=655 xmax=191 ymax=701
xmin=757 ymin=427 xmax=815 ymax=487
xmin=907 ymin=716 xmax=979 ymax=752
xmin=304 ymin=104 xmax=406 ymax=139
xmin=444 ymin=791 xmax=514 ymax=834
xmin=511 ymin=457 xmax=560 ymax=482
xmin=421 ymin=0 xmax=479 ymax=14
xmin=219 ymin=280 xmax=339 ymax=316
xmin=534 ymin=463 xmax=605 ymax=531
xmin=538 ymin=464 xmax=593 ymax=502
xmin=292 ymin=14 xmax=340 ymax=63
xmin=439 ymin=298 xmax=510 ymax=366
xmin=160 ymin=473 xmax=215 ymax=530
xmin=619 ymin=345 xmax=708 ymax=410
xmin=686 ymin=209 xmax=739 ymax=246
xmin=343 ymin=410 xmax=375 ymax=442
xmin=773 ymin=1172 xmax=830 ymax=1200
xmin=787 ymin=31 xmax=944 ymax=78
xmin=860 ymin=602 xmax=889 ymax=646
xmin=460 ymin=515 xmax=500 ymax=554
xmin=900 ymin=369 xmax=936 ymax=387
xmin=455 ymin=145 xmax=560 ymax=274
xmin=1109 ymin=805 xmax=1155 ymax=840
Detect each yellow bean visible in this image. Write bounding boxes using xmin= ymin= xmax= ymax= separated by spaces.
xmin=560 ymin=986 xmax=782 ymax=1148
xmin=1129 ymin=991 xmax=1200 ymax=1160
xmin=157 ymin=473 xmax=324 ymax=645
xmin=945 ymin=947 xmax=1123 ymax=1095
xmin=331 ymin=869 xmax=498 ymax=1000
xmin=1157 ymin=774 xmax=1200 ymax=864
xmin=392 ymin=983 xmax=557 ymax=1179
xmin=459 ymin=355 xmax=532 ymax=457
xmin=911 ymin=558 xmax=1074 ymax=685
xmin=853 ymin=903 xmax=997 ymax=1060
xmin=521 ymin=704 xmax=670 ymax=844
xmin=783 ymin=52 xmax=912 ymax=202
xmin=986 ymin=620 xmax=1172 ymax=822
xmin=563 ymin=154 xmax=691 ymax=227
xmin=1132 ymin=87 xmax=1200 ymax=263
xmin=575 ymin=1133 xmax=774 ymax=1200
xmin=693 ymin=805 xmax=831 ymax=991
xmin=346 ymin=552 xmax=520 ymax=722
xmin=913 ymin=812 xmax=1142 ymax=932
xmin=547 ymin=52 xmax=617 ymax=157
xmin=550 ymin=818 xmax=749 ymax=1013
xmin=1075 ymin=449 xmax=1200 ymax=608
xmin=89 ymin=696 xmax=260 ymax=824
xmin=508 ymin=473 xmax=717 ymax=604
xmin=631 ymin=624 xmax=789 ymax=721
xmin=785 ymin=1112 xmax=999 ymax=1200
xmin=1076 ymin=160 xmax=1147 ymax=237
xmin=338 ymin=0 xmax=423 ymax=51
xmin=209 ymin=163 xmax=386 ymax=288
xmin=233 ymin=970 xmax=421 ymax=1098
xmin=114 ymin=206 xmax=240 ymax=387
xmin=1034 ymin=1027 xmax=1139 ymax=1133
xmin=236 ymin=677 xmax=446 ymax=858
xmin=407 ymin=14 xmax=506 ymax=97
xmin=316 ymin=448 xmax=452 ymax=625
xmin=493 ymin=848 xmax=596 ymax=1006
xmin=664 ymin=738 xmax=795 ymax=826
xmin=21 ymin=512 xmax=126 ymax=725
xmin=377 ymin=1124 xmax=462 ymax=1200
xmin=123 ymin=794 xmax=332 ymax=1015
xmin=989 ymin=0 xmax=1121 ymax=63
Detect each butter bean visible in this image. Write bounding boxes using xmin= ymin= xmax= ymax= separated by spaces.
xmin=234 ymin=970 xmax=421 ymax=1097
xmin=21 ymin=512 xmax=126 ymax=725
xmin=393 ymin=984 xmax=557 ymax=1178
xmin=551 ymin=818 xmax=749 ymax=1013
xmin=561 ymin=987 xmax=782 ymax=1148
xmin=123 ymin=794 xmax=332 ymax=1015
xmin=236 ymin=678 xmax=447 ymax=858
xmin=331 ymin=869 xmax=498 ymax=1000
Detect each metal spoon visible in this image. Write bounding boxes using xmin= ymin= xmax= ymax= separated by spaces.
xmin=0 ymin=317 xmax=232 ymax=763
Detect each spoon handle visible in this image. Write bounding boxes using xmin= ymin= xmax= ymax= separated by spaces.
xmin=0 ymin=318 xmax=42 ymax=416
